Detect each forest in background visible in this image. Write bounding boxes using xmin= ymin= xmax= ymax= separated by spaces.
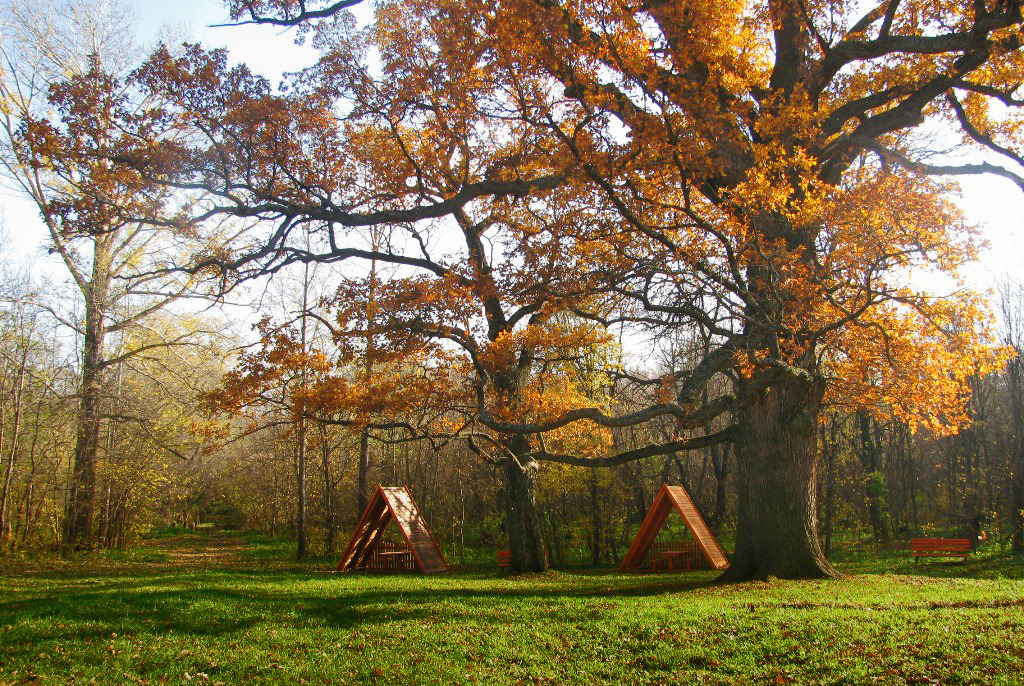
xmin=2 ymin=0 xmax=1024 ymax=577
xmin=2 ymin=256 xmax=1023 ymax=563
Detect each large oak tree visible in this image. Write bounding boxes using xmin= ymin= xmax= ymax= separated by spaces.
xmin=127 ymin=0 xmax=1016 ymax=578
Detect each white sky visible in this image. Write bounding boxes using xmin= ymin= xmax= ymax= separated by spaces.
xmin=2 ymin=0 xmax=1023 ymax=297
xmin=958 ymin=176 xmax=1024 ymax=292
xmin=1 ymin=0 xmax=318 ymax=261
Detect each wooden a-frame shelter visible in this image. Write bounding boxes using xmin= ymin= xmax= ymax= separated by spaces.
xmin=337 ymin=485 xmax=449 ymax=574
xmin=620 ymin=484 xmax=729 ymax=571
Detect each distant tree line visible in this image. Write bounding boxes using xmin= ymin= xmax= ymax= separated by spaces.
xmin=5 ymin=250 xmax=1022 ymax=563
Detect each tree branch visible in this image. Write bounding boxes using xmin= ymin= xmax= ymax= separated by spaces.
xmin=215 ymin=0 xmax=364 ymax=27
xmin=859 ymin=139 xmax=1024 ymax=192
xmin=532 ymin=425 xmax=738 ymax=467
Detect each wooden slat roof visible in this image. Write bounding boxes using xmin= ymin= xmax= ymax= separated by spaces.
xmin=619 ymin=483 xmax=729 ymax=571
xmin=337 ymin=485 xmax=449 ymax=574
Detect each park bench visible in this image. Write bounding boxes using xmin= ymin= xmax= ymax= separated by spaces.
xmin=648 ymin=542 xmax=704 ymax=571
xmin=363 ymin=541 xmax=415 ymax=572
xmin=650 ymin=549 xmax=696 ymax=571
xmin=640 ymin=541 xmax=706 ymax=571
xmin=910 ymin=537 xmax=972 ymax=563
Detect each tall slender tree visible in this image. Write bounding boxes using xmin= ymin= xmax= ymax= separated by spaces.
xmin=1 ymin=1 xmax=221 ymax=548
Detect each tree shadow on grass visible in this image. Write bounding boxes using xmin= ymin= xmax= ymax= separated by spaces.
xmin=0 ymin=568 xmax=721 ymax=658
xmin=10 ymin=546 xmax=1019 ymax=656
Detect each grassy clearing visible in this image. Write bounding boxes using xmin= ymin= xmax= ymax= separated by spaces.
xmin=2 ymin=534 xmax=1023 ymax=685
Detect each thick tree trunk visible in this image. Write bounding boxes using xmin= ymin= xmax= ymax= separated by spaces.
xmin=722 ymin=375 xmax=839 ymax=581
xmin=63 ymin=296 xmax=106 ymax=550
xmin=63 ymin=237 xmax=112 ymax=552
xmin=503 ymin=438 xmax=547 ymax=573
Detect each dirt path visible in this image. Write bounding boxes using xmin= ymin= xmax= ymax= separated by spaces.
xmin=0 ymin=528 xmax=254 ymax=577
xmin=146 ymin=529 xmax=246 ymax=569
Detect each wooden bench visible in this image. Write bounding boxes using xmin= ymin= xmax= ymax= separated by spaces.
xmin=645 ymin=541 xmax=704 ymax=571
xmin=363 ymin=541 xmax=415 ymax=572
xmin=910 ymin=538 xmax=972 ymax=563
xmin=650 ymin=550 xmax=697 ymax=571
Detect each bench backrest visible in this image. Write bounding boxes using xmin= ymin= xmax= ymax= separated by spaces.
xmin=910 ymin=537 xmax=972 ymax=551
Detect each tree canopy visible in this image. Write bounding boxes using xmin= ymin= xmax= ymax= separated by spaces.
xmin=5 ymin=0 xmax=1021 ymax=576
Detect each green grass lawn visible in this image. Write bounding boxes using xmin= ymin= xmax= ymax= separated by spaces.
xmin=2 ymin=533 xmax=1023 ymax=685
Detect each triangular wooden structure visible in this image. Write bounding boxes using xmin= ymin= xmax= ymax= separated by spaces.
xmin=620 ymin=484 xmax=729 ymax=571
xmin=337 ymin=485 xmax=449 ymax=574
